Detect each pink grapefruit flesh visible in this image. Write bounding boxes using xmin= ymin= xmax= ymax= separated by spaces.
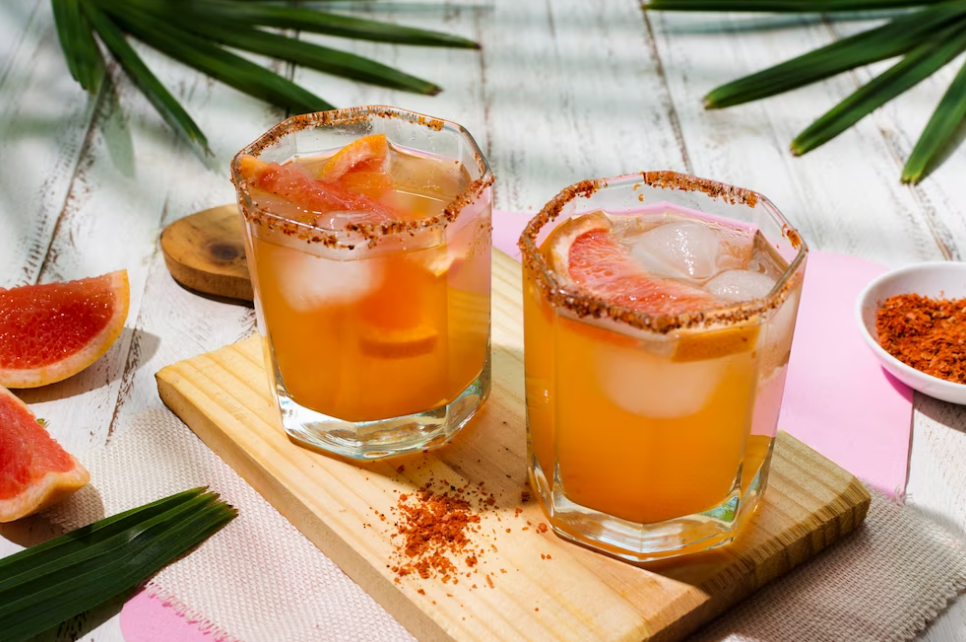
xmin=550 ymin=214 xmax=717 ymax=316
xmin=238 ymin=136 xmax=398 ymax=224
xmin=0 ymin=270 xmax=130 ymax=389
xmin=0 ymin=385 xmax=89 ymax=522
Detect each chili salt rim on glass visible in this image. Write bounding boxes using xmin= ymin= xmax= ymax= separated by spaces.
xmin=230 ymin=105 xmax=494 ymax=250
xmin=518 ymin=171 xmax=809 ymax=335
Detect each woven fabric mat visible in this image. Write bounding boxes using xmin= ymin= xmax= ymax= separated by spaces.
xmin=46 ymin=408 xmax=966 ymax=642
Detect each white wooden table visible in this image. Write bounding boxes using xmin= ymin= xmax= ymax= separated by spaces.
xmin=3 ymin=1 xmax=966 ymax=640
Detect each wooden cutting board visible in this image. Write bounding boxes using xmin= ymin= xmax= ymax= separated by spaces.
xmin=156 ymin=249 xmax=870 ymax=642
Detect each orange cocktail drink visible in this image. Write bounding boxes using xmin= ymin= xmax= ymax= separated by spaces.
xmin=520 ymin=173 xmax=807 ymax=561
xmin=232 ymin=108 xmax=493 ymax=460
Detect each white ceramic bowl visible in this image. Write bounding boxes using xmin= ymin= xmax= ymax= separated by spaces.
xmin=856 ymin=261 xmax=966 ymax=405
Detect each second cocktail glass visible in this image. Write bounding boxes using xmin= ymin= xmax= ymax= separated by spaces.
xmin=232 ymin=107 xmax=493 ymax=460
xmin=520 ymin=172 xmax=807 ymax=561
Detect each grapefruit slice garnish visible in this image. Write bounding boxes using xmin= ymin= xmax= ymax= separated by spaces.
xmin=0 ymin=385 xmax=89 ymax=522
xmin=545 ymin=212 xmax=718 ymax=316
xmin=0 ymin=270 xmax=130 ymax=389
xmin=318 ymin=133 xmax=389 ymax=182
xmin=238 ymin=154 xmax=396 ymax=224
xmin=359 ymin=323 xmax=438 ymax=359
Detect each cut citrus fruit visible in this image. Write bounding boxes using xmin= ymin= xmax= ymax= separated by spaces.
xmin=546 ymin=212 xmax=717 ymax=316
xmin=0 ymin=385 xmax=89 ymax=522
xmin=360 ymin=323 xmax=438 ymax=359
xmin=238 ymin=154 xmax=395 ymax=222
xmin=0 ymin=270 xmax=130 ymax=388
xmin=318 ymin=133 xmax=389 ymax=182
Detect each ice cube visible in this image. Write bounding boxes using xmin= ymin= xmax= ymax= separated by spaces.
xmin=260 ymin=241 xmax=382 ymax=311
xmin=595 ymin=341 xmax=727 ymax=419
xmin=627 ymin=220 xmax=753 ymax=281
xmin=705 ymin=269 xmax=776 ymax=303
xmin=758 ymin=287 xmax=801 ymax=375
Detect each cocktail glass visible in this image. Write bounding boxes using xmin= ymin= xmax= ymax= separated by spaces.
xmin=519 ymin=172 xmax=807 ymax=561
xmin=231 ymin=107 xmax=493 ymax=460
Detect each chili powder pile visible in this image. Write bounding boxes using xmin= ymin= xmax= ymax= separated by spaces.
xmin=389 ymin=483 xmax=485 ymax=583
xmin=875 ymin=293 xmax=966 ymax=383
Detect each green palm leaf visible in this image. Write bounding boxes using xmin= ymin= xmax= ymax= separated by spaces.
xmin=705 ymin=6 xmax=966 ymax=108
xmin=647 ymin=0 xmax=966 ymax=183
xmin=0 ymin=487 xmax=236 ymax=642
xmin=83 ymin=3 xmax=210 ymax=151
xmin=102 ymin=1 xmax=334 ymax=114
xmin=903 ymin=57 xmax=966 ymax=182
xmin=648 ymin=0 xmax=946 ymax=11
xmin=52 ymin=0 xmax=478 ymax=156
xmin=51 ymin=0 xmax=105 ymax=92
xmin=160 ymin=0 xmax=480 ymax=49
xmin=131 ymin=8 xmax=441 ymax=95
xmin=792 ymin=25 xmax=966 ymax=154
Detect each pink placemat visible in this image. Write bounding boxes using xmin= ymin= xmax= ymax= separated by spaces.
xmin=121 ymin=209 xmax=913 ymax=641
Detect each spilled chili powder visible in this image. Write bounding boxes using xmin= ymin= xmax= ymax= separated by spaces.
xmin=876 ymin=293 xmax=966 ymax=383
xmin=389 ymin=482 xmax=486 ymax=581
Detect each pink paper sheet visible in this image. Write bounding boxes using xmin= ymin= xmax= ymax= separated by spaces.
xmin=122 ymin=210 xmax=913 ymax=641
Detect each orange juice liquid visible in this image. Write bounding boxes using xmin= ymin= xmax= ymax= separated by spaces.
xmin=525 ymin=207 xmax=795 ymax=525
xmin=247 ymin=146 xmax=491 ymax=422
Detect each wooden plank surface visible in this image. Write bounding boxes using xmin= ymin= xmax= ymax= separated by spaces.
xmin=156 ymin=249 xmax=870 ymax=642
xmin=3 ymin=1 xmax=966 ymax=638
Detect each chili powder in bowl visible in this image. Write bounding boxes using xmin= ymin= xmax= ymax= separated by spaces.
xmin=856 ymin=261 xmax=966 ymax=405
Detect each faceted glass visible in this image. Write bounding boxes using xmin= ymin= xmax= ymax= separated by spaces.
xmin=232 ymin=107 xmax=493 ymax=460
xmin=519 ymin=172 xmax=807 ymax=561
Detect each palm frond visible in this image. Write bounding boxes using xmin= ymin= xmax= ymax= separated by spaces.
xmin=52 ymin=0 xmax=105 ymax=92
xmin=705 ymin=6 xmax=966 ymax=108
xmin=133 ymin=8 xmax=441 ymax=95
xmin=83 ymin=3 xmax=210 ymax=152
xmin=165 ymin=0 xmax=480 ymax=49
xmin=648 ymin=0 xmax=966 ymax=182
xmin=791 ymin=26 xmax=966 ymax=154
xmin=648 ymin=0 xmax=946 ymax=11
xmin=51 ymin=0 xmax=479 ymax=157
xmin=0 ymin=488 xmax=235 ymax=642
xmin=903 ymin=57 xmax=966 ymax=183
xmin=99 ymin=1 xmax=335 ymax=113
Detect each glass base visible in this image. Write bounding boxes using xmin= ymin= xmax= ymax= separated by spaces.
xmin=530 ymin=455 xmax=767 ymax=563
xmin=275 ymin=361 xmax=490 ymax=460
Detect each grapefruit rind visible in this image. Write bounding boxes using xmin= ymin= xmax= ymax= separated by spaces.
xmin=359 ymin=323 xmax=439 ymax=359
xmin=238 ymin=154 xmax=396 ymax=223
xmin=0 ymin=270 xmax=130 ymax=389
xmin=319 ymin=134 xmax=390 ymax=182
xmin=0 ymin=385 xmax=89 ymax=523
xmin=544 ymin=210 xmax=613 ymax=279
xmin=547 ymin=212 xmax=719 ymax=317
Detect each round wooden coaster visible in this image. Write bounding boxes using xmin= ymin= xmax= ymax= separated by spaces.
xmin=159 ymin=204 xmax=253 ymax=302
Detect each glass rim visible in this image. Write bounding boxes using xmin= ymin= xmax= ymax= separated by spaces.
xmin=230 ymin=106 xmax=494 ymax=249
xmin=518 ymin=171 xmax=809 ymax=334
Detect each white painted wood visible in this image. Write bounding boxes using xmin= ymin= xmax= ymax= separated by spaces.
xmin=0 ymin=0 xmax=102 ymax=288
xmin=3 ymin=1 xmax=966 ymax=640
xmin=647 ymin=11 xmax=946 ymax=265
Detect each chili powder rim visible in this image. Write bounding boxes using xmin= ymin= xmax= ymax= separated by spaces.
xmin=230 ymin=106 xmax=494 ymax=250
xmin=518 ymin=171 xmax=809 ymax=334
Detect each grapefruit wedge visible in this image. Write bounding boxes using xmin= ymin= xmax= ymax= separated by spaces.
xmin=0 ymin=270 xmax=130 ymax=389
xmin=545 ymin=212 xmax=716 ymax=316
xmin=318 ymin=133 xmax=389 ymax=181
xmin=238 ymin=147 xmax=396 ymax=223
xmin=0 ymin=385 xmax=89 ymax=522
